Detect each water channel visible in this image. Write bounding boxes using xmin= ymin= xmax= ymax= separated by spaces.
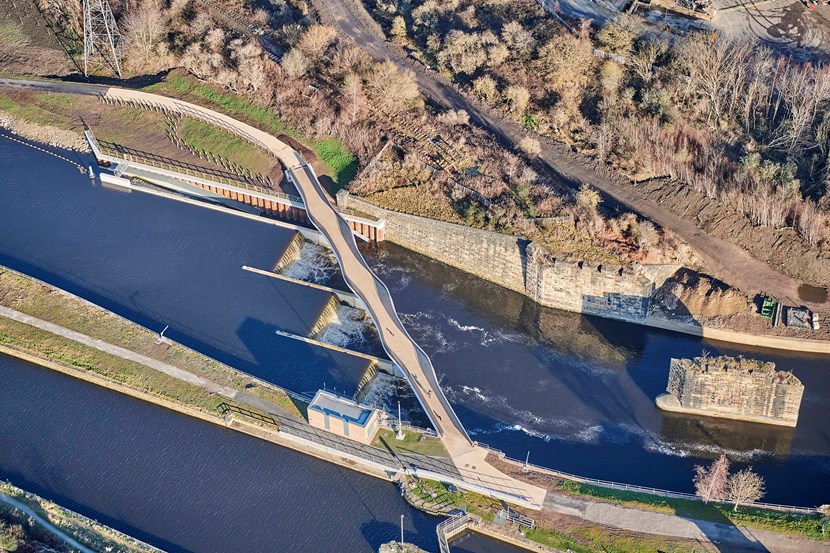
xmin=0 ymin=135 xmax=829 ymax=552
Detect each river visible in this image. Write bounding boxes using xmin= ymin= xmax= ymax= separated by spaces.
xmin=0 ymin=133 xmax=828 ymax=548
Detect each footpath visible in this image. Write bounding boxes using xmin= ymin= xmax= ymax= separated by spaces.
xmin=0 ymin=493 xmax=96 ymax=553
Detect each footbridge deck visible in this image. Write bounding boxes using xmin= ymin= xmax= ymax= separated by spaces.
xmin=0 ymin=78 xmax=545 ymax=509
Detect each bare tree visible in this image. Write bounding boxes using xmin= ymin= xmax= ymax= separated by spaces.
xmin=122 ymin=1 xmax=167 ymax=73
xmin=281 ymin=48 xmax=309 ymax=78
xmin=365 ymin=60 xmax=422 ymax=113
xmin=519 ymin=137 xmax=541 ymax=157
xmin=819 ymin=504 xmax=830 ymax=535
xmin=727 ymin=467 xmax=765 ymax=511
xmin=693 ymin=454 xmax=730 ymax=504
xmin=297 ymin=24 xmax=337 ymax=58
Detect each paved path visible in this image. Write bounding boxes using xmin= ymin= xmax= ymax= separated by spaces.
xmin=315 ymin=0 xmax=828 ymax=312
xmin=544 ymin=493 xmax=830 ymax=553
xmin=0 ymin=305 xmax=247 ymax=400
xmin=0 ymin=493 xmax=96 ymax=553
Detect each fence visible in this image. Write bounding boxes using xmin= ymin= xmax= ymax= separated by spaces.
xmin=95 ymin=139 xmax=303 ymax=204
xmin=496 ymin=454 xmax=818 ymax=515
xmin=497 ymin=508 xmax=535 ymax=529
xmin=437 ymin=513 xmax=474 ymax=553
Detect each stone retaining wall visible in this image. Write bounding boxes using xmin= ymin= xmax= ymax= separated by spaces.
xmin=338 ymin=192 xmax=678 ymax=323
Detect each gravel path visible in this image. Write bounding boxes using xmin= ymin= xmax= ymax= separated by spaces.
xmin=0 ymin=493 xmax=96 ymax=553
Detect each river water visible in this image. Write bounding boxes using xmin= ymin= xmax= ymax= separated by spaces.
xmin=0 ymin=135 xmax=828 ymax=552
xmin=362 ymin=244 xmax=830 ymax=506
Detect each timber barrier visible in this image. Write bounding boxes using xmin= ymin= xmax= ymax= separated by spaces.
xmin=90 ymin=100 xmax=387 ymax=241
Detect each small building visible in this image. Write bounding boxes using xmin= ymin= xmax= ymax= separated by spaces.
xmin=656 ymin=356 xmax=804 ymax=427
xmin=307 ymin=390 xmax=381 ymax=444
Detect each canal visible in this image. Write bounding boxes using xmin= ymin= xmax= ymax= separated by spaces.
xmin=0 ymin=352 xmax=439 ymax=552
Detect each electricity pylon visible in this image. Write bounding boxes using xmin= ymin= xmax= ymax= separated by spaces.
xmin=83 ymin=0 xmax=123 ymax=78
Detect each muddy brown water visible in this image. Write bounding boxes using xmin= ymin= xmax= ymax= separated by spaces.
xmin=798 ymin=284 xmax=828 ymax=304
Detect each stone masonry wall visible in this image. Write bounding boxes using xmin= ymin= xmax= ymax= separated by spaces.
xmin=339 ymin=193 xmax=679 ymax=323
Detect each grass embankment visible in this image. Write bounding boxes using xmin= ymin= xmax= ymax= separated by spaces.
xmin=410 ymin=479 xmax=501 ymax=518
xmin=0 ymin=268 xmax=303 ymax=418
xmin=560 ymin=481 xmax=826 ymax=540
xmin=146 ymin=75 xmax=358 ymax=186
xmin=0 ymin=88 xmax=280 ymax=177
xmin=0 ymin=482 xmax=157 ymax=552
xmin=372 ymin=429 xmax=450 ymax=458
xmin=414 ymin=480 xmax=703 ymax=553
xmin=177 ymin=117 xmax=277 ymax=175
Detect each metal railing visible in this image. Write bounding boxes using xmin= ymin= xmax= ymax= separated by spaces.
xmin=97 ymin=141 xmax=303 ymax=204
xmin=437 ymin=513 xmax=473 ymax=553
xmin=497 ymin=508 xmax=534 ymax=529
xmin=496 ymin=455 xmax=819 ymax=515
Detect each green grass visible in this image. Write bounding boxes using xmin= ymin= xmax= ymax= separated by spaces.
xmin=148 ymin=75 xmax=357 ymax=186
xmin=525 ymin=526 xmax=701 ymax=553
xmin=0 ymin=268 xmax=304 ymax=419
xmin=178 ymin=118 xmax=276 ymax=174
xmin=0 ymin=22 xmax=26 ymax=46
xmin=0 ymin=91 xmax=68 ymax=128
xmin=372 ymin=429 xmax=450 ymax=457
xmin=410 ymin=479 xmax=501 ymax=519
xmin=561 ymin=481 xmax=826 ymax=540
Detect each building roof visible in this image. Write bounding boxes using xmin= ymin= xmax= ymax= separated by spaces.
xmin=308 ymin=390 xmax=375 ymax=426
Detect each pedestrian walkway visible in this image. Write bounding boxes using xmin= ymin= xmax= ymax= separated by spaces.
xmin=0 ymin=493 xmax=96 ymax=553
xmin=542 ymin=487 xmax=830 ymax=553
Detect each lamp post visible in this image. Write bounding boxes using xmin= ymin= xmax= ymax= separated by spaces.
xmin=396 ymin=401 xmax=405 ymax=440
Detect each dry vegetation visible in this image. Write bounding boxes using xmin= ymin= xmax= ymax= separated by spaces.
xmin=352 ymin=139 xmax=687 ymax=264
xmin=365 ymin=0 xmax=830 ymax=252
xmin=3 ymin=0 xmax=687 ymax=264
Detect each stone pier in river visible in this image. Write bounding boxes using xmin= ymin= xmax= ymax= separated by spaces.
xmin=657 ymin=356 xmax=804 ymax=427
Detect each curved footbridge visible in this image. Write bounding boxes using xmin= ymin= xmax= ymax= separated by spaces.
xmin=0 ymin=78 xmax=545 ymax=510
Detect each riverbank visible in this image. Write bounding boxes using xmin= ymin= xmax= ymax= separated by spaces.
xmin=340 ymin=192 xmax=830 ymax=354
xmin=0 ymin=482 xmax=161 ymax=553
xmin=1 ymin=264 xmax=826 ymax=553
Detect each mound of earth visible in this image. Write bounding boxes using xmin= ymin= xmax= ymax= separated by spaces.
xmin=651 ymin=269 xmax=752 ymax=324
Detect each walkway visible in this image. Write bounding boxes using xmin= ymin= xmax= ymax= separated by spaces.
xmin=544 ymin=493 xmax=830 ymax=553
xmin=313 ymin=0 xmax=829 ymax=312
xmin=0 ymin=493 xmax=96 ymax=553
xmin=0 ymin=305 xmax=246 ymax=403
xmin=0 ymin=77 xmax=546 ymax=509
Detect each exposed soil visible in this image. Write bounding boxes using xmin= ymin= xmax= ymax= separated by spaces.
xmin=636 ymin=178 xmax=830 ymax=290
xmin=652 ymin=269 xmax=752 ymax=322
xmin=651 ymin=269 xmax=830 ymax=340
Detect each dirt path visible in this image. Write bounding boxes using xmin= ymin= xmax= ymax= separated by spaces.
xmin=0 ymin=493 xmax=96 ymax=553
xmin=314 ymin=0 xmax=829 ymax=313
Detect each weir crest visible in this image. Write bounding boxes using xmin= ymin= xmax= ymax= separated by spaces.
xmin=273 ymin=232 xmax=305 ymax=273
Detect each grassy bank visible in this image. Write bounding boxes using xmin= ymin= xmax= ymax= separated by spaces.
xmin=560 ymin=481 xmax=826 ymax=540
xmin=0 ymin=268 xmax=302 ymax=418
xmin=372 ymin=428 xmax=449 ymax=458
xmin=146 ymin=75 xmax=358 ymax=186
xmin=177 ymin=117 xmax=277 ymax=175
xmin=413 ymin=480 xmax=704 ymax=553
xmin=0 ymin=482 xmax=158 ymax=552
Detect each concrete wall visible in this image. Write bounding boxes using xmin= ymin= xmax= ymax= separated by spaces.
xmin=338 ymin=192 xmax=677 ymax=323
